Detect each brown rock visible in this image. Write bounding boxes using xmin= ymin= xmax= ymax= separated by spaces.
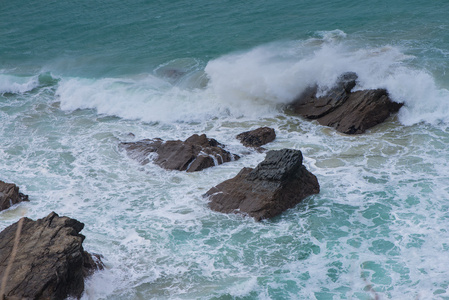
xmin=290 ymin=72 xmax=403 ymax=134
xmin=317 ymin=89 xmax=404 ymax=134
xmin=205 ymin=149 xmax=319 ymax=221
xmin=236 ymin=127 xmax=276 ymax=148
xmin=120 ymin=134 xmax=240 ymax=172
xmin=0 ymin=212 xmax=103 ymax=300
xmin=0 ymin=180 xmax=29 ymax=211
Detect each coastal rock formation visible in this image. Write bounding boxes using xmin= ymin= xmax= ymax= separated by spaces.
xmin=236 ymin=127 xmax=276 ymax=148
xmin=120 ymin=134 xmax=240 ymax=172
xmin=0 ymin=180 xmax=29 ymax=211
xmin=290 ymin=72 xmax=403 ymax=134
xmin=0 ymin=212 xmax=103 ymax=300
xmin=205 ymin=149 xmax=319 ymax=221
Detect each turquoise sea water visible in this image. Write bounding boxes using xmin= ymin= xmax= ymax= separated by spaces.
xmin=2 ymin=1 xmax=449 ymax=299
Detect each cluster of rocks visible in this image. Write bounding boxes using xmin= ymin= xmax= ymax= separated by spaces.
xmin=120 ymin=127 xmax=321 ymax=221
xmin=289 ymin=72 xmax=403 ymax=134
xmin=0 ymin=181 xmax=103 ymax=299
xmin=0 ymin=72 xmax=404 ymax=298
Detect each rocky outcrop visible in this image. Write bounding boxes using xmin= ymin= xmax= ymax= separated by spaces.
xmin=236 ymin=127 xmax=276 ymax=148
xmin=0 ymin=180 xmax=29 ymax=211
xmin=0 ymin=212 xmax=103 ymax=300
xmin=290 ymin=72 xmax=403 ymax=134
xmin=120 ymin=134 xmax=239 ymax=172
xmin=205 ymin=149 xmax=319 ymax=221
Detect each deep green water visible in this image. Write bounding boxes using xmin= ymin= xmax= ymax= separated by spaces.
xmin=2 ymin=1 xmax=449 ymax=299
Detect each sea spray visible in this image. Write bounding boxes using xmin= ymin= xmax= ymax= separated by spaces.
xmin=50 ymin=32 xmax=449 ymax=128
xmin=0 ymin=73 xmax=39 ymax=94
xmin=3 ymin=0 xmax=449 ymax=296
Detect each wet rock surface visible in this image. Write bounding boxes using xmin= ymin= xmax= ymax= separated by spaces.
xmin=0 ymin=212 xmax=103 ymax=300
xmin=205 ymin=149 xmax=320 ymax=221
xmin=120 ymin=134 xmax=239 ymax=172
xmin=236 ymin=127 xmax=276 ymax=148
xmin=0 ymin=180 xmax=29 ymax=212
xmin=290 ymin=72 xmax=403 ymax=134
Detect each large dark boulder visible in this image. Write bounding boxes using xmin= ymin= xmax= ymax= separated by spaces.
xmin=205 ymin=149 xmax=320 ymax=221
xmin=318 ymin=89 xmax=403 ymax=134
xmin=290 ymin=72 xmax=403 ymax=134
xmin=236 ymin=127 xmax=276 ymax=148
xmin=0 ymin=212 xmax=103 ymax=300
xmin=120 ymin=134 xmax=240 ymax=172
xmin=0 ymin=180 xmax=29 ymax=211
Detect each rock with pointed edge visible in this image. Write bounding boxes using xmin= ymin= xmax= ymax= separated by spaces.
xmin=205 ymin=149 xmax=319 ymax=221
xmin=290 ymin=72 xmax=403 ymax=134
xmin=0 ymin=212 xmax=104 ymax=300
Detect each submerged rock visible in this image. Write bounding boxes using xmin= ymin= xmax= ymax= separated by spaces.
xmin=205 ymin=149 xmax=320 ymax=221
xmin=0 ymin=212 xmax=103 ymax=300
xmin=236 ymin=127 xmax=276 ymax=148
xmin=0 ymin=180 xmax=29 ymax=211
xmin=290 ymin=72 xmax=403 ymax=134
xmin=120 ymin=134 xmax=240 ymax=172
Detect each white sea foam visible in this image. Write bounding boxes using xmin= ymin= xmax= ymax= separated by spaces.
xmin=0 ymin=73 xmax=39 ymax=94
xmin=205 ymin=33 xmax=449 ymax=126
xmin=56 ymin=75 xmax=221 ymax=123
xmin=55 ymin=33 xmax=449 ymax=127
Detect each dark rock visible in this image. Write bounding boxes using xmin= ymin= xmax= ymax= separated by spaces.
xmin=0 ymin=180 xmax=29 ymax=212
xmin=290 ymin=72 xmax=403 ymax=134
xmin=291 ymin=72 xmax=358 ymax=119
xmin=0 ymin=212 xmax=104 ymax=300
xmin=318 ymin=89 xmax=404 ymax=134
xmin=205 ymin=149 xmax=319 ymax=221
xmin=236 ymin=127 xmax=276 ymax=148
xmin=120 ymin=134 xmax=240 ymax=172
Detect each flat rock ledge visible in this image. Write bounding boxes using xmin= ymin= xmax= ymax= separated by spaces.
xmin=0 ymin=180 xmax=29 ymax=212
xmin=120 ymin=134 xmax=240 ymax=172
xmin=205 ymin=149 xmax=320 ymax=221
xmin=0 ymin=212 xmax=103 ymax=300
xmin=236 ymin=127 xmax=276 ymax=149
xmin=289 ymin=72 xmax=403 ymax=134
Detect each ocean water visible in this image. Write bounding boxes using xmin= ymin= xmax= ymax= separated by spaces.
xmin=2 ymin=0 xmax=449 ymax=299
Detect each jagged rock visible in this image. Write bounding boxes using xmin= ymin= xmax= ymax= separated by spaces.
xmin=0 ymin=180 xmax=29 ymax=211
xmin=120 ymin=134 xmax=240 ymax=172
xmin=0 ymin=212 xmax=103 ymax=300
xmin=236 ymin=127 xmax=276 ymax=148
xmin=290 ymin=72 xmax=403 ymax=134
xmin=205 ymin=149 xmax=320 ymax=221
xmin=318 ymin=89 xmax=403 ymax=134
